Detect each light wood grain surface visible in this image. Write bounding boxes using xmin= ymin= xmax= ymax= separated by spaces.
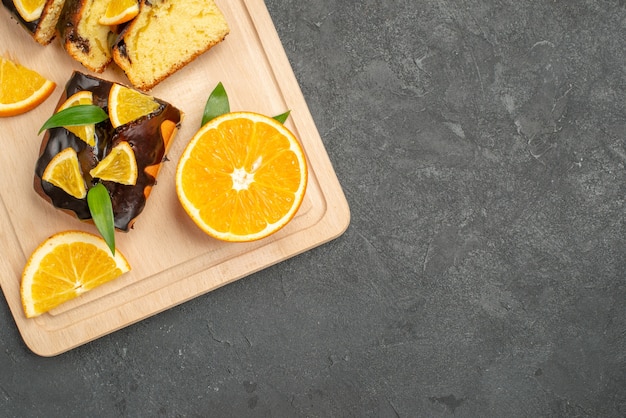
xmin=0 ymin=0 xmax=349 ymax=356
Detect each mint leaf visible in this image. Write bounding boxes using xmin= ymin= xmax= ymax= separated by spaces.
xmin=39 ymin=104 xmax=109 ymax=134
xmin=87 ymin=183 xmax=115 ymax=254
xmin=202 ymin=82 xmax=230 ymax=126
xmin=273 ymin=110 xmax=291 ymax=124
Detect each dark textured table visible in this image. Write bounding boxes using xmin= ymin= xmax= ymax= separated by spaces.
xmin=2 ymin=1 xmax=625 ymax=416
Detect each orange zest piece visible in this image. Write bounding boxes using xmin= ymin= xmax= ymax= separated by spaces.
xmin=0 ymin=56 xmax=56 ymax=117
xmin=99 ymin=0 xmax=139 ymax=26
xmin=21 ymin=231 xmax=131 ymax=318
xmin=57 ymin=90 xmax=97 ymax=146
xmin=175 ymin=111 xmax=308 ymax=242
xmin=108 ymin=83 xmax=160 ymax=128
xmin=41 ymin=147 xmax=87 ymax=199
xmin=89 ymin=141 xmax=138 ymax=185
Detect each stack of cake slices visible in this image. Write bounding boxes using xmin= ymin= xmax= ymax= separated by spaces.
xmin=3 ymin=0 xmax=229 ymax=90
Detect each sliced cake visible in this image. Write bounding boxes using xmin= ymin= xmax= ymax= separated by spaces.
xmin=2 ymin=0 xmax=66 ymax=45
xmin=34 ymin=71 xmax=183 ymax=231
xmin=56 ymin=0 xmax=114 ymax=72
xmin=112 ymin=0 xmax=229 ymax=90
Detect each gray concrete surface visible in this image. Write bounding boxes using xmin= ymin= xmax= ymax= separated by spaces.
xmin=2 ymin=0 xmax=626 ymax=416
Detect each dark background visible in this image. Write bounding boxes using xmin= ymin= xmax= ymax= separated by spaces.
xmin=2 ymin=0 xmax=625 ymax=416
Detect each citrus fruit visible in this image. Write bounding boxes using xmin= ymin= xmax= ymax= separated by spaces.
xmin=89 ymin=141 xmax=138 ymax=185
xmin=13 ymin=0 xmax=45 ymax=22
xmin=0 ymin=56 xmax=56 ymax=117
xmin=21 ymin=230 xmax=131 ymax=318
xmin=57 ymin=90 xmax=96 ymax=146
xmin=108 ymin=83 xmax=160 ymax=128
xmin=42 ymin=147 xmax=87 ymax=199
xmin=99 ymin=0 xmax=139 ymax=25
xmin=175 ymin=111 xmax=308 ymax=242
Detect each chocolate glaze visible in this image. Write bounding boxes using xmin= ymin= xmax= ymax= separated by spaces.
xmin=34 ymin=72 xmax=182 ymax=231
xmin=2 ymin=0 xmax=39 ymax=32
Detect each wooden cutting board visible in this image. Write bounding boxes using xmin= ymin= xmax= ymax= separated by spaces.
xmin=0 ymin=0 xmax=350 ymax=356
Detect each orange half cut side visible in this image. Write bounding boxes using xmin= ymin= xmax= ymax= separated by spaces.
xmin=175 ymin=111 xmax=308 ymax=242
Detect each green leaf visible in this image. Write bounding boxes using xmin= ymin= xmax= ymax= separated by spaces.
xmin=39 ymin=104 xmax=109 ymax=134
xmin=202 ymin=82 xmax=230 ymax=126
xmin=273 ymin=110 xmax=291 ymax=124
xmin=87 ymin=183 xmax=115 ymax=254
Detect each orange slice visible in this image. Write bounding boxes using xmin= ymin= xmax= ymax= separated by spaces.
xmin=175 ymin=111 xmax=308 ymax=242
xmin=41 ymin=147 xmax=87 ymax=199
xmin=108 ymin=83 xmax=160 ymax=128
xmin=99 ymin=0 xmax=139 ymax=25
xmin=89 ymin=141 xmax=138 ymax=185
xmin=21 ymin=230 xmax=131 ymax=318
xmin=57 ymin=90 xmax=96 ymax=146
xmin=13 ymin=0 xmax=45 ymax=22
xmin=0 ymin=56 xmax=56 ymax=117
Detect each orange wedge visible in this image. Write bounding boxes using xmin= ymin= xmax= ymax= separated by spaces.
xmin=89 ymin=141 xmax=138 ymax=185
xmin=41 ymin=147 xmax=87 ymax=199
xmin=13 ymin=0 xmax=45 ymax=22
xmin=99 ymin=0 xmax=139 ymax=26
xmin=0 ymin=56 xmax=56 ymax=117
xmin=57 ymin=91 xmax=96 ymax=146
xmin=108 ymin=83 xmax=160 ymax=128
xmin=175 ymin=112 xmax=308 ymax=242
xmin=21 ymin=230 xmax=131 ymax=318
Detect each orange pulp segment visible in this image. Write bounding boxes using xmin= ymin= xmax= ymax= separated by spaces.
xmin=57 ymin=90 xmax=97 ymax=146
xmin=99 ymin=0 xmax=139 ymax=25
xmin=41 ymin=147 xmax=87 ymax=199
xmin=13 ymin=0 xmax=45 ymax=22
xmin=0 ymin=56 xmax=56 ymax=117
xmin=89 ymin=141 xmax=138 ymax=185
xmin=108 ymin=83 xmax=160 ymax=128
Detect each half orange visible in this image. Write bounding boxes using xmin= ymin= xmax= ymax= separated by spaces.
xmin=175 ymin=112 xmax=308 ymax=242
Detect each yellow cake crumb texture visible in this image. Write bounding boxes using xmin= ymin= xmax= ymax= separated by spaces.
xmin=4 ymin=0 xmax=229 ymax=89
xmin=112 ymin=0 xmax=230 ymax=90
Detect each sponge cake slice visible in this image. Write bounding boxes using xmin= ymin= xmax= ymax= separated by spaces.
xmin=111 ymin=0 xmax=229 ymax=90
